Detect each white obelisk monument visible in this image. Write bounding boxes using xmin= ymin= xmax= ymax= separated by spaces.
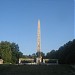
xmin=36 ymin=20 xmax=42 ymax=64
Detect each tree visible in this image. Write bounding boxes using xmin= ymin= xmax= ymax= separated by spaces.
xmin=0 ymin=41 xmax=23 ymax=64
xmin=11 ymin=43 xmax=23 ymax=64
xmin=46 ymin=39 xmax=75 ymax=64
xmin=46 ymin=50 xmax=56 ymax=59
xmin=0 ymin=41 xmax=12 ymax=63
xmin=36 ymin=52 xmax=45 ymax=58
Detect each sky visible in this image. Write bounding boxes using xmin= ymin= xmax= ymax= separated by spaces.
xmin=0 ymin=0 xmax=74 ymax=55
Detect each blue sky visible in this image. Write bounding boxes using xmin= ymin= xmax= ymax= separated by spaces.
xmin=0 ymin=0 xmax=74 ymax=55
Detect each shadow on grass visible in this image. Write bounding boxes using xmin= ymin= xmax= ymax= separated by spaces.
xmin=0 ymin=64 xmax=75 ymax=75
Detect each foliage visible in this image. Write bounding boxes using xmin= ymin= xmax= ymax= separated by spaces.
xmin=46 ymin=50 xmax=56 ymax=59
xmin=0 ymin=41 xmax=23 ymax=64
xmin=0 ymin=39 xmax=75 ymax=64
xmin=24 ymin=52 xmax=45 ymax=59
xmin=36 ymin=52 xmax=45 ymax=58
xmin=0 ymin=41 xmax=12 ymax=63
xmin=46 ymin=39 xmax=75 ymax=64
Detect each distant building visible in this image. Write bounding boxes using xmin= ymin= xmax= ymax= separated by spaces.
xmin=0 ymin=59 xmax=3 ymax=64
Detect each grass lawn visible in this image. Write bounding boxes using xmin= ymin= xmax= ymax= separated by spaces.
xmin=0 ymin=64 xmax=75 ymax=75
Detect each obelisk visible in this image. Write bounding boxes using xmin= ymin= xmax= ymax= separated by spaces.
xmin=37 ymin=20 xmax=41 ymax=53
xmin=36 ymin=20 xmax=42 ymax=63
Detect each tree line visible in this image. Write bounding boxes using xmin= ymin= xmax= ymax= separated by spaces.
xmin=22 ymin=39 xmax=75 ymax=64
xmin=0 ymin=39 xmax=75 ymax=64
xmin=0 ymin=41 xmax=23 ymax=64
xmin=46 ymin=39 xmax=75 ymax=64
xmin=27 ymin=39 xmax=75 ymax=64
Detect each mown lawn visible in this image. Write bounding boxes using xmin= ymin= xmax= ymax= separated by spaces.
xmin=0 ymin=64 xmax=75 ymax=75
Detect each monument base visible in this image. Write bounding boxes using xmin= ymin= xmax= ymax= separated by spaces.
xmin=36 ymin=57 xmax=42 ymax=64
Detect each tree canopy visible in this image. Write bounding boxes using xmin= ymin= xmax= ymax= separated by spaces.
xmin=46 ymin=39 xmax=75 ymax=64
xmin=0 ymin=41 xmax=23 ymax=64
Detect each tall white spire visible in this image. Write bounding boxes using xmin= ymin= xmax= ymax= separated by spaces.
xmin=37 ymin=19 xmax=41 ymax=52
xmin=36 ymin=20 xmax=42 ymax=63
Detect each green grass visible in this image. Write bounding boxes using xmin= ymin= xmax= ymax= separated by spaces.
xmin=0 ymin=64 xmax=75 ymax=75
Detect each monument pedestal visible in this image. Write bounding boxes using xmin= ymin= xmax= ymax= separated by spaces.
xmin=36 ymin=57 xmax=42 ymax=64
